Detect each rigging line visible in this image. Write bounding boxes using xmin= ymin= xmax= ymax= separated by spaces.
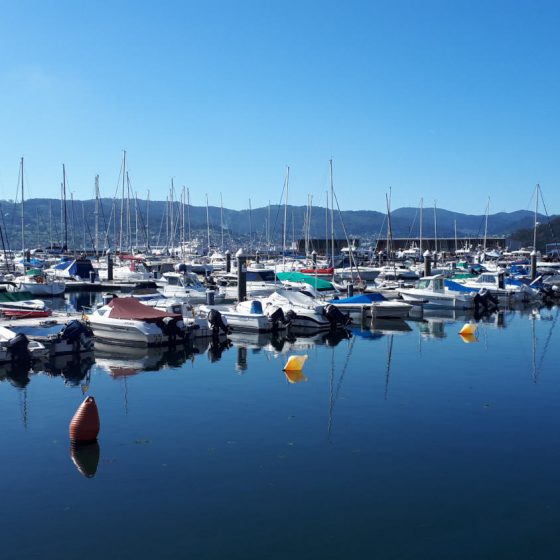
xmin=538 ymin=186 xmax=557 ymax=243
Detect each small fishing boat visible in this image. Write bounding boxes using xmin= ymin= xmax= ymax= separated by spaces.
xmin=199 ymin=300 xmax=283 ymax=332
xmin=328 ymin=292 xmax=412 ymax=318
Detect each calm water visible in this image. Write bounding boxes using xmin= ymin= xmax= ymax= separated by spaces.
xmin=1 ymin=303 xmax=560 ymax=559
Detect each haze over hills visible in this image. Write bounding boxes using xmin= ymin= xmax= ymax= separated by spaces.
xmin=0 ymin=198 xmax=555 ymax=250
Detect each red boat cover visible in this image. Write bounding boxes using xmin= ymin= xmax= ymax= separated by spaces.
xmin=107 ymin=298 xmax=180 ymax=321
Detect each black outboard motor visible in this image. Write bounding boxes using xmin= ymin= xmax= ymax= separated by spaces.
xmin=59 ymin=319 xmax=94 ymax=352
xmin=208 ymin=309 xmax=230 ymax=335
xmin=324 ymin=304 xmax=352 ymax=328
xmin=7 ymin=333 xmax=30 ymax=361
xmin=269 ymin=307 xmax=288 ymax=330
xmin=160 ymin=317 xmax=187 ymax=343
xmin=285 ymin=309 xmax=297 ymax=325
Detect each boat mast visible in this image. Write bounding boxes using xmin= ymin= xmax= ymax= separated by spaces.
xmin=433 ymin=200 xmax=438 ymax=256
xmin=187 ymin=187 xmax=191 ymax=249
xmin=325 ymin=191 xmax=329 ymax=261
xmin=146 ymin=190 xmax=150 ymax=252
xmin=283 ymin=166 xmax=289 ymax=265
xmin=249 ymin=198 xmax=253 ymax=254
xmin=454 ymin=219 xmax=458 ymax=254
xmin=119 ymin=150 xmax=126 ymax=253
xmin=19 ymin=157 xmax=24 ymax=253
xmin=419 ymin=197 xmax=423 ymax=258
xmin=220 ymin=192 xmax=224 ymax=250
xmin=94 ymin=175 xmax=100 ymax=258
xmin=62 ymin=164 xmax=68 ymax=251
xmin=483 ymin=197 xmax=489 ymax=257
xmin=533 ymin=184 xmax=539 ymax=251
xmin=330 ymin=160 xmax=335 ymax=269
xmin=206 ymin=193 xmax=211 ymax=253
xmin=49 ymin=200 xmax=52 ymax=250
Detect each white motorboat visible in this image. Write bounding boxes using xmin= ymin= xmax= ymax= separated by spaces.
xmin=87 ymin=297 xmax=188 ymax=347
xmin=452 ymin=271 xmax=540 ymax=302
xmin=0 ymin=326 xmax=49 ymax=362
xmin=159 ymin=272 xmax=225 ymax=303
xmin=261 ymin=289 xmax=332 ymax=330
xmin=328 ymin=292 xmax=412 ymax=319
xmin=199 ymin=300 xmax=281 ymax=332
xmin=398 ymin=275 xmax=477 ymax=310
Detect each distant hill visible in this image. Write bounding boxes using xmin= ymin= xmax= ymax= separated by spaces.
xmin=509 ymin=215 xmax=560 ymax=252
xmin=0 ymin=197 xmax=553 ymax=250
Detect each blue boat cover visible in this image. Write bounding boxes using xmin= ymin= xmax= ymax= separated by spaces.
xmin=329 ymin=293 xmax=386 ymax=304
xmin=444 ymin=279 xmax=477 ymax=293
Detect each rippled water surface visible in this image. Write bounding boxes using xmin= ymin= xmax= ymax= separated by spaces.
xmin=2 ymin=304 xmax=560 ymax=559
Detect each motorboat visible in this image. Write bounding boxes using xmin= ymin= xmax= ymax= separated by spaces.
xmin=0 ymin=326 xmax=49 ymax=362
xmin=261 ymin=289 xmax=332 ymax=330
xmin=214 ymin=266 xmax=280 ymax=299
xmin=328 ymin=292 xmax=412 ymax=318
xmin=451 ymin=271 xmax=540 ymax=302
xmin=198 ymin=300 xmax=282 ymax=332
xmin=86 ymin=297 xmax=188 ymax=347
xmin=45 ymin=257 xmax=95 ymax=281
xmin=16 ymin=320 xmax=95 ymax=356
xmin=159 ymin=271 xmax=225 ymax=303
xmin=398 ymin=275 xmax=477 ymax=310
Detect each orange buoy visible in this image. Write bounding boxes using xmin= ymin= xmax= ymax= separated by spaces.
xmin=69 ymin=396 xmax=100 ymax=444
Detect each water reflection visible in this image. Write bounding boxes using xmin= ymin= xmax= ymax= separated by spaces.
xmin=94 ymin=343 xmax=193 ymax=377
xmin=70 ymin=441 xmax=100 ymax=478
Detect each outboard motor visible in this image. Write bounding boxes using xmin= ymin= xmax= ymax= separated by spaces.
xmin=208 ymin=309 xmax=230 ymax=335
xmin=324 ymin=304 xmax=352 ymax=328
xmin=59 ymin=320 xmax=94 ymax=352
xmin=161 ymin=316 xmax=187 ymax=342
xmin=7 ymin=333 xmax=31 ymax=361
xmin=268 ymin=307 xmax=287 ymax=331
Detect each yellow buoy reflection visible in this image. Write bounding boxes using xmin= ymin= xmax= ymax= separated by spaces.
xmin=283 ymin=354 xmax=308 ymax=372
xmin=459 ymin=333 xmax=478 ymax=344
xmin=284 ymin=369 xmax=308 ymax=384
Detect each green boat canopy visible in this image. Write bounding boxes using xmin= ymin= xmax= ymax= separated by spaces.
xmin=276 ymin=271 xmax=334 ymax=291
xmin=0 ymin=291 xmax=35 ymax=302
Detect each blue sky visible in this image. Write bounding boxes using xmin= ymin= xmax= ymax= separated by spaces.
xmin=0 ymin=0 xmax=559 ymax=214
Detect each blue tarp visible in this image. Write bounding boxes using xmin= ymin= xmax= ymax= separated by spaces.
xmin=444 ymin=279 xmax=477 ymax=293
xmin=329 ymin=293 xmax=386 ymax=304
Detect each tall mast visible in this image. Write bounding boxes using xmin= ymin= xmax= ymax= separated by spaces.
xmin=325 ymin=191 xmax=329 ymax=260
xmin=170 ymin=179 xmax=175 ymax=253
xmin=533 ymin=185 xmax=539 ymax=251
xmin=283 ymin=166 xmax=289 ymax=264
xmin=206 ymin=193 xmax=211 ymax=252
xmin=454 ymin=219 xmax=458 ymax=254
xmin=94 ymin=175 xmax=100 ymax=258
xmin=82 ymin=202 xmax=86 ymax=252
xmin=330 ymin=160 xmax=335 ymax=268
xmin=181 ymin=186 xmax=186 ymax=258
xmin=220 ymin=192 xmax=224 ymax=250
xmin=49 ymin=200 xmax=52 ymax=250
xmin=433 ymin=200 xmax=438 ymax=255
xmin=187 ymin=187 xmax=191 ymax=248
xmin=20 ymin=157 xmax=24 ymax=253
xmin=62 ymin=164 xmax=68 ymax=251
xmin=119 ymin=150 xmax=126 ymax=252
xmin=248 ymin=198 xmax=253 ymax=253
xmin=483 ymin=197 xmax=489 ymax=256
xmin=419 ymin=197 xmax=423 ymax=257
xmin=146 ymin=190 xmax=150 ymax=252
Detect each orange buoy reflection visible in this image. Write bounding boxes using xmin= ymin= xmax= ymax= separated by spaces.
xmin=70 ymin=441 xmax=100 ymax=478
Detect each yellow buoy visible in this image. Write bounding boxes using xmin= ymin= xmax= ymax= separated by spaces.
xmin=459 ymin=323 xmax=477 ymax=336
xmin=459 ymin=333 xmax=478 ymax=344
xmin=283 ymin=354 xmax=308 ymax=372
